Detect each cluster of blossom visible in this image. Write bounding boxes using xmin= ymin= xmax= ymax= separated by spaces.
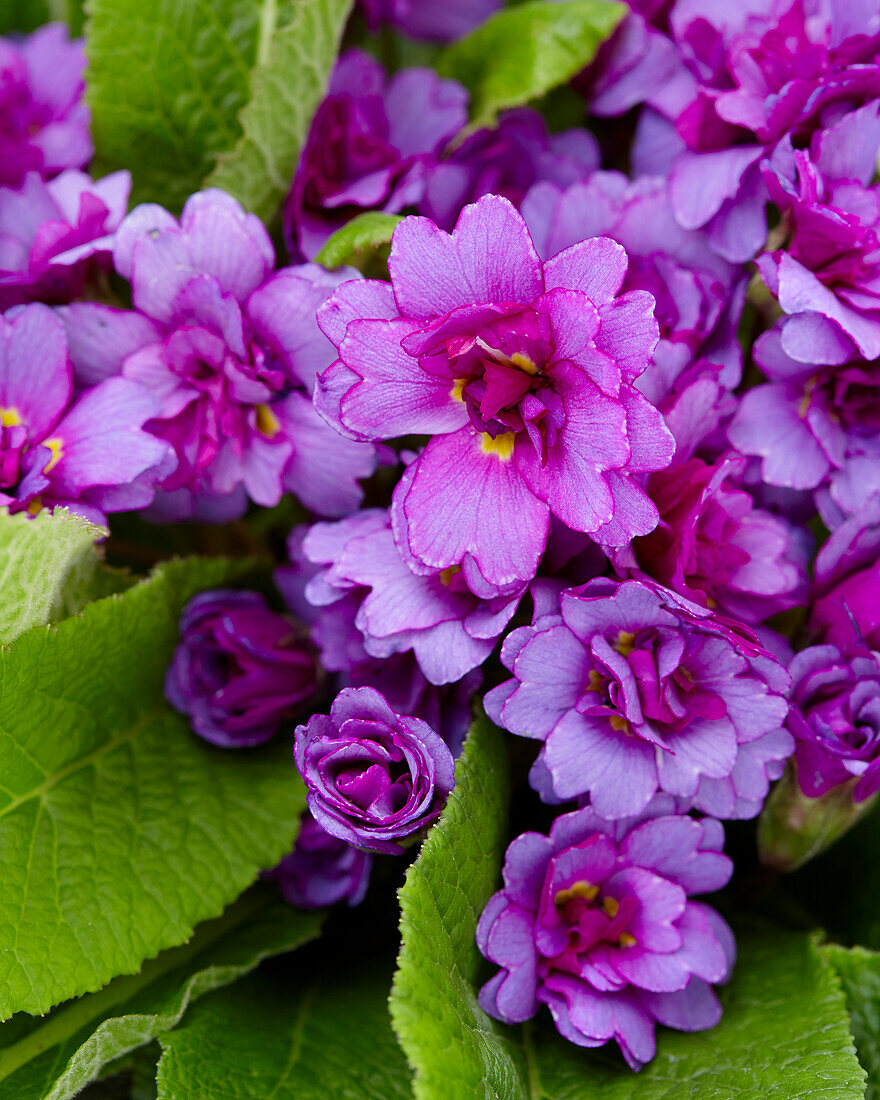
xmin=7 ymin=0 xmax=880 ymax=1073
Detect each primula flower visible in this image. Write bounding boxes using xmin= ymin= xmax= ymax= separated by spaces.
xmin=283 ymin=50 xmax=467 ymax=260
xmin=810 ymin=493 xmax=880 ymax=652
xmin=63 ymin=189 xmax=376 ymax=521
xmin=294 ymin=685 xmax=455 ymax=854
xmin=357 ymin=0 xmax=500 ymax=42
xmin=265 ymin=813 xmax=372 ymax=909
xmin=419 ymin=109 xmax=598 ymax=233
xmin=165 ymin=589 xmax=319 ymax=748
xmin=316 ymin=194 xmax=675 ymax=590
xmin=0 ymin=303 xmax=172 ymax=520
xmin=0 ymin=169 xmax=129 ymax=309
xmin=788 ymin=644 xmax=880 ymax=803
xmin=0 ymin=23 xmax=91 ymax=188
xmin=485 ymin=578 xmax=792 ymax=820
xmin=477 ymin=800 xmax=735 ymax=1070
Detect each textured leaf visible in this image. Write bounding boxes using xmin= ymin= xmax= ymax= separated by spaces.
xmin=0 ymin=556 xmax=305 ymax=1019
xmin=0 ymin=508 xmax=110 ymax=644
xmin=156 ymin=960 xmax=413 ymax=1098
xmin=389 ymin=714 xmax=527 ymax=1098
xmin=315 ymin=212 xmax=404 ymax=270
xmin=0 ymin=887 xmax=322 ymax=1100
xmin=208 ymin=0 xmax=353 ymax=221
xmin=437 ymin=0 xmax=625 ymax=129
xmin=823 ymin=944 xmax=880 ymax=1100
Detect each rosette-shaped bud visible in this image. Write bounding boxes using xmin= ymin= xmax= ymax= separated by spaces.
xmin=0 ymin=24 xmax=91 ymax=187
xmin=316 ymin=195 xmax=674 ymax=590
xmin=294 ymin=686 xmax=454 ymax=853
xmin=166 ymin=590 xmax=319 ymax=748
xmin=265 ymin=813 xmax=372 ymax=909
xmin=477 ymin=801 xmax=735 ymax=1070
xmin=485 ymin=579 xmax=792 ymax=819
xmin=283 ymin=50 xmax=467 ymax=260
xmin=0 ymin=169 xmax=129 ymax=310
xmin=789 ymin=645 xmax=880 ymax=802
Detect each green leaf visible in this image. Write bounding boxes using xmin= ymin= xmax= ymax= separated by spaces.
xmin=437 ymin=0 xmax=625 ymax=129
xmin=156 ymin=960 xmax=413 ymax=1098
xmin=823 ymin=944 xmax=880 ymax=1100
xmin=0 ymin=508 xmax=125 ymax=645
xmin=0 ymin=556 xmax=305 ymax=1020
xmin=315 ymin=212 xmax=404 ymax=271
xmin=208 ymin=0 xmax=353 ymax=221
xmin=390 ymin=713 xmax=527 ymax=1098
xmin=0 ymin=886 xmax=322 ymax=1100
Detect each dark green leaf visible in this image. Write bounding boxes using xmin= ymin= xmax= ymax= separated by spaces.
xmin=823 ymin=943 xmax=880 ymax=1100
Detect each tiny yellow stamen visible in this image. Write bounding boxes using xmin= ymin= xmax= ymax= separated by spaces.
xmin=618 ymin=932 xmax=637 ymax=948
xmin=610 ymin=715 xmax=630 ymax=733
xmin=451 ymin=377 xmax=467 ymax=403
xmin=602 ymin=896 xmax=620 ymax=918
xmin=510 ymin=352 xmax=538 ymax=375
xmin=555 ymin=881 xmax=599 ymax=907
xmin=614 ymin=630 xmax=636 ymax=656
xmin=586 ymin=669 xmax=603 ymax=693
xmin=256 ymin=404 xmax=281 ymax=438
xmin=27 ymin=497 xmax=42 ymax=516
xmin=0 ymin=406 xmax=22 ymax=427
xmin=43 ymin=437 xmax=63 ymax=473
xmin=480 ymin=431 xmax=515 ymax=460
xmin=439 ymin=566 xmax=460 ymax=587
xmin=798 ymin=376 xmax=818 ymax=417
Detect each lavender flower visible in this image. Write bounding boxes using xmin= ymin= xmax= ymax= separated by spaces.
xmin=477 ymin=800 xmax=735 ymax=1070
xmin=165 ymin=590 xmax=318 ymax=748
xmin=316 ymin=194 xmax=674 ymax=590
xmin=0 ymin=303 xmax=172 ymax=521
xmin=0 ymin=24 xmax=90 ymax=187
xmin=283 ymin=50 xmax=467 ymax=260
xmin=357 ymin=0 xmax=500 ymax=42
xmin=485 ymin=578 xmax=792 ymax=820
xmin=265 ymin=813 xmax=372 ymax=909
xmin=294 ymin=686 xmax=454 ymax=854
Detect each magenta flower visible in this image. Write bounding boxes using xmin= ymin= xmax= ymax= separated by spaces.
xmin=810 ymin=493 xmax=880 ymax=652
xmin=788 ymin=644 xmax=880 ymax=803
xmin=284 ymin=50 xmax=467 ymax=260
xmin=477 ymin=801 xmax=735 ymax=1071
xmin=294 ymin=686 xmax=455 ymax=854
xmin=264 ymin=812 xmax=372 ymax=909
xmin=419 ymin=109 xmax=598 ymax=233
xmin=0 ymin=169 xmax=129 ymax=309
xmin=485 ymin=578 xmax=792 ymax=820
xmin=357 ymin=0 xmax=500 ymax=42
xmin=316 ymin=195 xmax=674 ymax=589
xmin=0 ymin=24 xmax=90 ymax=188
xmin=0 ymin=303 xmax=172 ymax=521
xmin=165 ymin=589 xmax=319 ymax=748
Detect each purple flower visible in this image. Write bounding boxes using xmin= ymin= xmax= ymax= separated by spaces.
xmin=316 ymin=194 xmax=675 ymax=590
xmin=62 ymin=189 xmax=376 ymax=521
xmin=810 ymin=496 xmax=880 ymax=652
xmin=788 ymin=644 xmax=880 ymax=803
xmin=283 ymin=50 xmax=467 ymax=260
xmin=485 ymin=578 xmax=792 ymax=820
xmin=165 ymin=589 xmax=318 ymax=748
xmin=419 ymin=109 xmax=598 ymax=233
xmin=265 ymin=812 xmax=372 ymax=909
xmin=476 ymin=800 xmax=735 ymax=1070
xmin=0 ymin=24 xmax=91 ymax=188
xmin=294 ymin=685 xmax=455 ymax=854
xmin=0 ymin=303 xmax=172 ymax=521
xmin=357 ymin=0 xmax=500 ymax=42
xmin=0 ymin=169 xmax=129 ymax=309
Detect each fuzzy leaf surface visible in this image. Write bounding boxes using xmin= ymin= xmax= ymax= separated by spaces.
xmin=823 ymin=944 xmax=880 ymax=1100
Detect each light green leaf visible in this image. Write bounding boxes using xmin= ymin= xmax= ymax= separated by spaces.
xmin=823 ymin=944 xmax=880 ymax=1100
xmin=315 ymin=212 xmax=404 ymax=271
xmin=0 ymin=886 xmax=322 ymax=1100
xmin=437 ymin=0 xmax=625 ymax=129
xmin=389 ymin=713 xmax=526 ymax=1098
xmin=156 ymin=960 xmax=413 ymax=1098
xmin=208 ymin=0 xmax=353 ymax=221
xmin=0 ymin=556 xmax=305 ymax=1020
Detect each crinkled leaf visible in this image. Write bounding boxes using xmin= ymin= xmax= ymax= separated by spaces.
xmin=156 ymin=959 xmax=412 ymax=1098
xmin=0 ymin=886 xmax=322 ymax=1100
xmin=437 ymin=0 xmax=625 ymax=129
xmin=208 ymin=0 xmax=353 ymax=221
xmin=390 ymin=713 xmax=526 ymax=1098
xmin=823 ymin=944 xmax=880 ymax=1100
xmin=0 ymin=556 xmax=305 ymax=1020
xmin=315 ymin=211 xmax=404 ymax=271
